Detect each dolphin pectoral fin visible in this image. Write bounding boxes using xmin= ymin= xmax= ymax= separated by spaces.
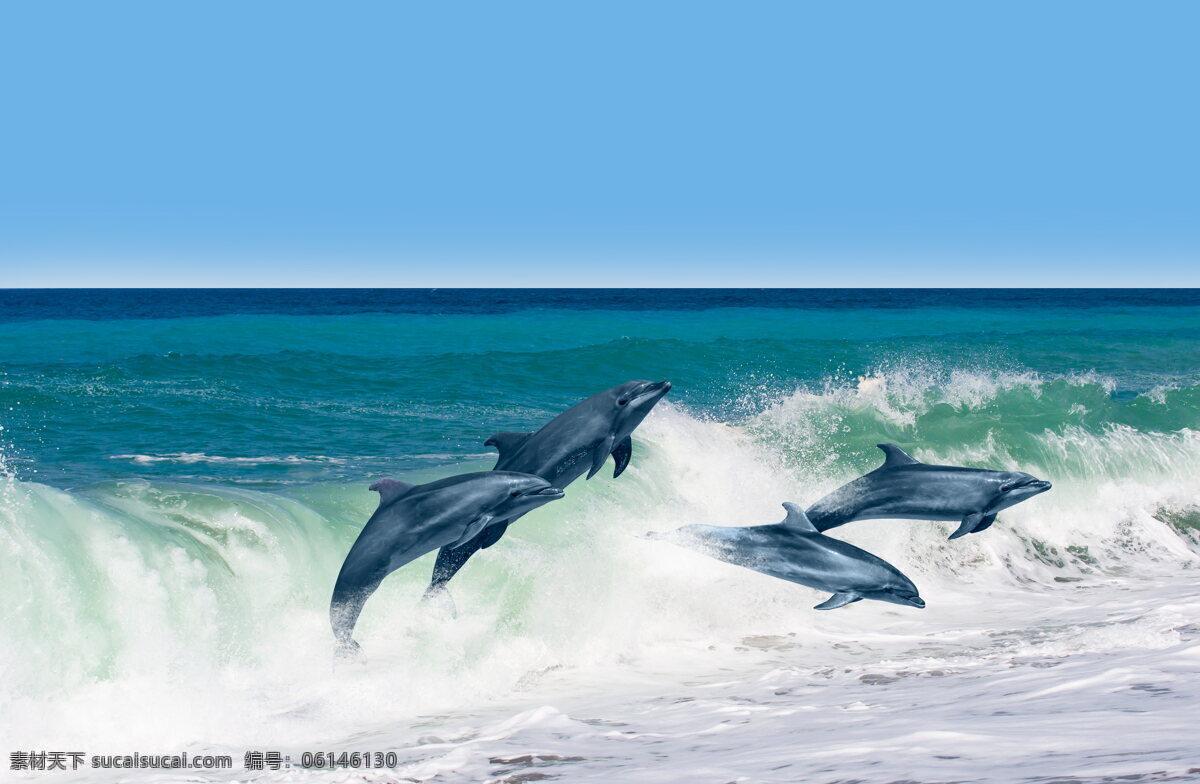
xmin=949 ymin=513 xmax=984 ymax=540
xmin=587 ymin=435 xmax=616 ymax=479
xmin=477 ymin=521 xmax=510 ymax=549
xmin=449 ymin=514 xmax=494 ymax=549
xmin=814 ymin=592 xmax=862 ymax=610
xmin=611 ymin=436 xmax=633 ymax=478
xmin=973 ymin=514 xmax=998 ymax=533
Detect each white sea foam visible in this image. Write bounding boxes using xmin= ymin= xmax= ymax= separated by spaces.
xmin=109 ymin=453 xmax=351 ymax=465
xmin=4 ymin=386 xmax=1200 ymax=782
xmin=108 ymin=452 xmax=496 ymax=466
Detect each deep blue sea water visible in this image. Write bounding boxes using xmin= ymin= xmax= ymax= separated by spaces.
xmin=3 ymin=288 xmax=1200 ymax=321
xmin=3 ymin=289 xmax=1200 ymax=783
xmin=3 ymin=288 xmax=1199 ymax=487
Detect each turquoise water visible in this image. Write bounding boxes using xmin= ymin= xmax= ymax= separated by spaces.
xmin=3 ymin=291 xmax=1199 ymax=486
xmin=3 ymin=289 xmax=1199 ymax=782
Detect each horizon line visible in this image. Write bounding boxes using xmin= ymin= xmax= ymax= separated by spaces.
xmin=5 ymin=285 xmax=1200 ymax=291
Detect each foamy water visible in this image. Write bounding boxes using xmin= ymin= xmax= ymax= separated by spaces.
xmin=4 ymin=370 xmax=1200 ymax=782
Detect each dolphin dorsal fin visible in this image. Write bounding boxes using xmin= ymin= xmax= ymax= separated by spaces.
xmin=877 ymin=443 xmax=920 ymax=469
xmin=369 ymin=478 xmax=414 ymax=506
xmin=781 ymin=502 xmax=819 ymax=533
xmin=484 ymin=432 xmax=532 ymax=459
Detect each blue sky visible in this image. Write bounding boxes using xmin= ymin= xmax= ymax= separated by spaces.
xmin=1 ymin=1 xmax=1196 ymax=287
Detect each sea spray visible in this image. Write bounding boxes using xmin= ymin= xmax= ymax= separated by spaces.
xmin=2 ymin=384 xmax=1198 ymax=758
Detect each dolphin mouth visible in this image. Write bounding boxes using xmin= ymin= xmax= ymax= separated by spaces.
xmin=905 ymin=595 xmax=926 ymax=608
xmin=523 ymin=486 xmax=565 ymax=499
xmin=1026 ymin=480 xmax=1053 ymax=493
xmin=1003 ymin=478 xmax=1052 ymax=493
xmin=630 ymin=380 xmax=672 ymax=405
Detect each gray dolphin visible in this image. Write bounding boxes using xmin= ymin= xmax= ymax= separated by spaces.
xmin=331 ymin=471 xmax=564 ymax=651
xmin=424 ymin=380 xmax=672 ymax=596
xmin=806 ymin=443 xmax=1052 ymax=540
xmin=647 ymin=503 xmax=925 ymax=610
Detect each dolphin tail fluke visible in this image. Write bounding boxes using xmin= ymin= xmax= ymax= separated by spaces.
xmin=425 ymin=536 xmax=488 ymax=595
xmin=419 ymin=584 xmax=458 ymax=618
xmin=611 ymin=436 xmax=633 ymax=478
xmin=949 ymin=512 xmax=985 ymax=540
xmin=814 ymin=592 xmax=862 ymax=610
xmin=334 ymin=637 xmax=362 ymax=659
xmin=330 ymin=590 xmax=370 ymax=654
xmin=587 ymin=435 xmax=616 ymax=479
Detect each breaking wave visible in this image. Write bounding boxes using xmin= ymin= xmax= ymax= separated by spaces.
xmin=1 ymin=368 xmax=1198 ymax=778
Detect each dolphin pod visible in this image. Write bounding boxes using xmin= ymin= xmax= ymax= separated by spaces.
xmin=330 ymin=382 xmax=1053 ymax=651
xmin=331 ymin=380 xmax=671 ymax=651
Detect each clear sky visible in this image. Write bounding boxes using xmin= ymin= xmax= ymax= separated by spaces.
xmin=1 ymin=1 xmax=1196 ymax=287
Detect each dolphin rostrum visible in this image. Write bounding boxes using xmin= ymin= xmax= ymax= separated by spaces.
xmin=806 ymin=443 xmax=1052 ymax=539
xmin=331 ymin=471 xmax=564 ymax=652
xmin=647 ymin=503 xmax=925 ymax=610
xmin=423 ymin=380 xmax=672 ymax=597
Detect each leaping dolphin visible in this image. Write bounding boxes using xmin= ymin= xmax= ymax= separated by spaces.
xmin=331 ymin=471 xmax=564 ymax=652
xmin=423 ymin=380 xmax=672 ymax=597
xmin=647 ymin=503 xmax=925 ymax=610
xmin=806 ymin=443 xmax=1052 ymax=539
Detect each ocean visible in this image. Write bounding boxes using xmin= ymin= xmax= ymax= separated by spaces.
xmin=2 ymin=289 xmax=1199 ymax=783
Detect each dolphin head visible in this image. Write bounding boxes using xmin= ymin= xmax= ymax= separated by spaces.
xmin=862 ymin=571 xmax=926 ymax=609
xmin=487 ymin=471 xmax=565 ymax=518
xmin=877 ymin=587 xmax=926 ymax=609
xmin=989 ymin=471 xmax=1052 ymax=512
xmin=606 ymin=379 xmax=672 ymax=437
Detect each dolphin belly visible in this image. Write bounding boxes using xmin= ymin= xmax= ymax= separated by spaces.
xmin=723 ymin=533 xmax=887 ymax=598
xmin=807 ymin=495 xmax=961 ymax=530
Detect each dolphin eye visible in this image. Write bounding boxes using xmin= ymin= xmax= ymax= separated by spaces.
xmin=618 ymin=399 xmax=628 ymax=406
xmin=510 ymin=490 xmax=520 ymax=497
